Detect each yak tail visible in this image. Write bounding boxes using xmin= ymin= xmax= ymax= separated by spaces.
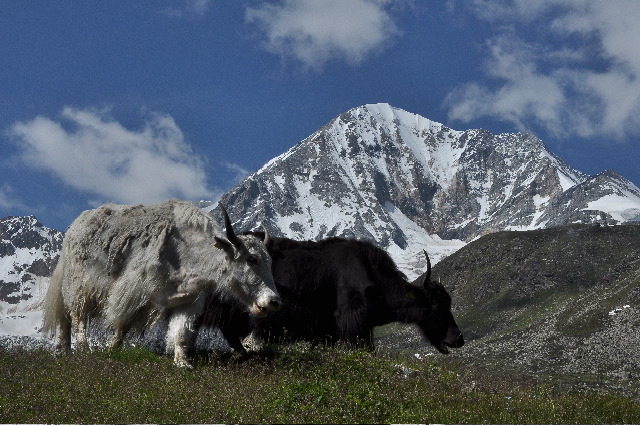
xmin=41 ymin=259 xmax=66 ymax=337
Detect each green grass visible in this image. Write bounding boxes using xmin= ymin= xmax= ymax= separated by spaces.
xmin=1 ymin=344 xmax=638 ymax=424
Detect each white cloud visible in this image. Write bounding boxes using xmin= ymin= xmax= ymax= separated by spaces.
xmin=446 ymin=33 xmax=578 ymax=136
xmin=162 ymin=0 xmax=212 ymax=18
xmin=10 ymin=107 xmax=218 ymax=205
xmin=0 ymin=184 xmax=25 ymax=210
xmin=245 ymin=0 xmax=400 ymax=70
xmin=221 ymin=161 xmax=251 ymax=185
xmin=447 ymin=0 xmax=640 ymax=140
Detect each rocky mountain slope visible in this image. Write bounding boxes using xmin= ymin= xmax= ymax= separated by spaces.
xmin=381 ymin=224 xmax=639 ymax=394
xmin=0 ymin=216 xmax=63 ymax=335
xmin=0 ymin=216 xmax=63 ymax=310
xmin=215 ymin=103 xmax=640 ymax=278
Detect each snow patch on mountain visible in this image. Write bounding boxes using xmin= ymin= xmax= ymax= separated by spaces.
xmin=0 ymin=216 xmax=62 ymax=336
xmin=586 ymin=195 xmax=640 ymax=222
xmin=0 ymin=310 xmax=43 ymax=336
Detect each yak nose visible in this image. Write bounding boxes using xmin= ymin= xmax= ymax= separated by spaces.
xmin=268 ymin=298 xmax=282 ymax=311
xmin=446 ymin=328 xmax=464 ymax=348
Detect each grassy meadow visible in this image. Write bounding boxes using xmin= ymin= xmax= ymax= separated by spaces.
xmin=1 ymin=343 xmax=638 ymax=424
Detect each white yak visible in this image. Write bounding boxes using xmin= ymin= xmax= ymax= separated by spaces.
xmin=42 ymin=199 xmax=280 ymax=367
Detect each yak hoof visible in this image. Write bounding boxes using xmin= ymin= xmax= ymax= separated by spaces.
xmin=53 ymin=344 xmax=71 ymax=354
xmin=174 ymin=358 xmax=194 ymax=369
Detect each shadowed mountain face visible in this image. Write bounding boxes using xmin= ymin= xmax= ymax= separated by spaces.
xmin=404 ymin=224 xmax=640 ymax=394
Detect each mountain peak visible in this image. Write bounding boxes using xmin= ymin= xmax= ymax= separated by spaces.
xmin=345 ymin=103 xmax=451 ymax=137
xmin=219 ymin=105 xmax=640 ymax=278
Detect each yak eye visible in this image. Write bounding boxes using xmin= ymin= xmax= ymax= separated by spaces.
xmin=246 ymin=255 xmax=258 ymax=265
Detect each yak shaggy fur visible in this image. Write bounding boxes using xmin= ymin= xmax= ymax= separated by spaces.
xmin=42 ymin=199 xmax=279 ymax=367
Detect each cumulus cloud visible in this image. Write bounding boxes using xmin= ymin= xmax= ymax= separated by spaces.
xmin=0 ymin=184 xmax=25 ymax=210
xmin=245 ymin=0 xmax=400 ymax=70
xmin=221 ymin=161 xmax=251 ymax=185
xmin=446 ymin=0 xmax=640 ymax=140
xmin=9 ymin=107 xmax=217 ymax=205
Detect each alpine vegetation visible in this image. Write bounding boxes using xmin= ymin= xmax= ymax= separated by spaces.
xmin=41 ymin=199 xmax=280 ymax=367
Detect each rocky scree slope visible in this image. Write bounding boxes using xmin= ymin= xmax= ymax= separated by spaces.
xmin=396 ymin=224 xmax=640 ymax=394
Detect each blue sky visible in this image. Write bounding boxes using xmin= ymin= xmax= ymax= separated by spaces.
xmin=2 ymin=0 xmax=640 ymax=231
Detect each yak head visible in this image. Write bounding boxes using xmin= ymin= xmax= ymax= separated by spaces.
xmin=214 ymin=205 xmax=281 ymax=317
xmin=410 ymin=251 xmax=464 ymax=354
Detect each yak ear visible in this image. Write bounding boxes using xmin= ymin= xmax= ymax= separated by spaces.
xmin=214 ymin=236 xmax=234 ymax=256
xmin=404 ymin=284 xmax=417 ymax=300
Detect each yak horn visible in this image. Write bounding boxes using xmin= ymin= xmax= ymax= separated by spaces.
xmin=261 ymin=224 xmax=270 ymax=246
xmin=422 ymin=250 xmax=432 ymax=288
xmin=220 ymin=204 xmax=242 ymax=248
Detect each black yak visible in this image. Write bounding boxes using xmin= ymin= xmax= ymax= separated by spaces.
xmin=196 ymin=233 xmax=463 ymax=354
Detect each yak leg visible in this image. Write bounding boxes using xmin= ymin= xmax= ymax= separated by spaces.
xmin=56 ymin=313 xmax=72 ymax=352
xmin=167 ymin=312 xmax=197 ymax=368
xmin=192 ymin=315 xmax=247 ymax=354
xmin=109 ymin=323 xmax=132 ymax=350
xmin=337 ymin=291 xmax=374 ymax=349
xmin=166 ymin=299 xmax=204 ymax=368
xmin=339 ymin=317 xmax=373 ymax=349
xmin=70 ymin=311 xmax=90 ymax=351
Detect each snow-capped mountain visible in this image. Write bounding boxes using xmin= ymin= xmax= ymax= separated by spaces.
xmin=0 ymin=216 xmax=63 ymax=335
xmin=216 ymin=103 xmax=640 ymax=278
